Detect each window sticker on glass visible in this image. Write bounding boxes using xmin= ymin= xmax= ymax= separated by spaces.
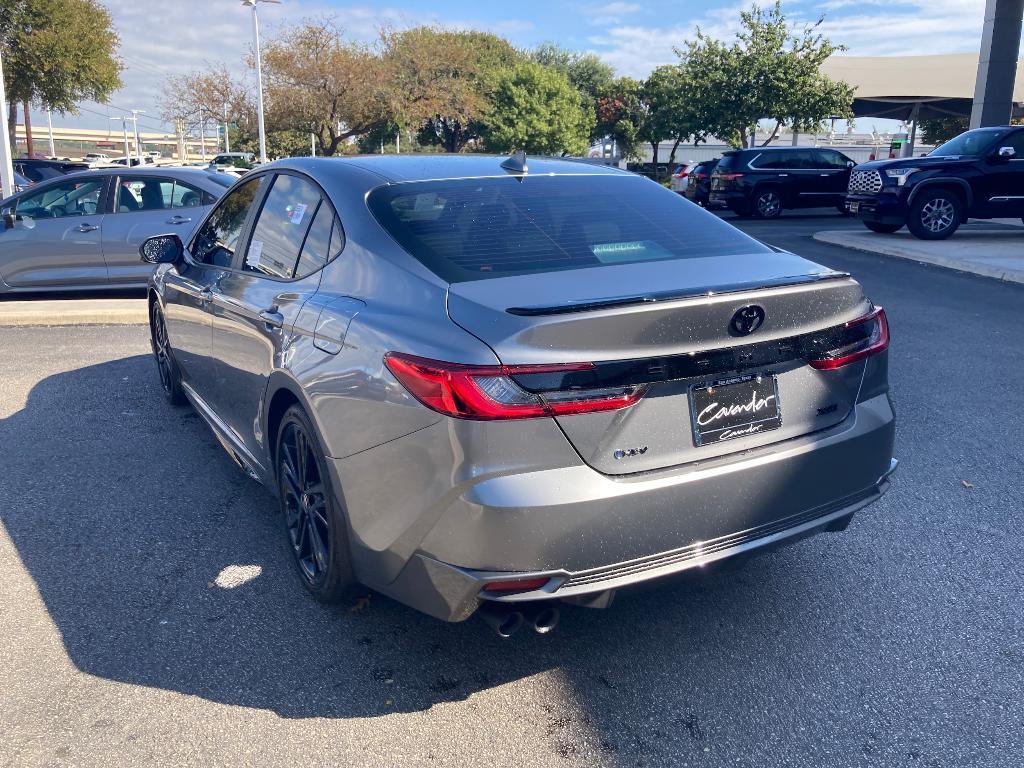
xmin=591 ymin=241 xmax=675 ymax=263
xmin=286 ymin=203 xmax=308 ymax=225
xmin=246 ymin=239 xmax=264 ymax=269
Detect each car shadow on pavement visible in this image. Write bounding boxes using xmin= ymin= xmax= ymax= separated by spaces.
xmin=0 ymin=356 xmax=863 ymax=743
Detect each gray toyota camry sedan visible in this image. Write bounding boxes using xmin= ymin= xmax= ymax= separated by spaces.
xmin=141 ymin=155 xmax=896 ymax=636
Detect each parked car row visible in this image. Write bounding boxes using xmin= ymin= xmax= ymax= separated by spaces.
xmin=0 ymin=166 xmax=234 ymax=292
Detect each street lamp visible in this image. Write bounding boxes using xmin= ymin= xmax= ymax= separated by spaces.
xmin=242 ymin=0 xmax=279 ymax=164
xmin=0 ymin=46 xmax=15 ymax=196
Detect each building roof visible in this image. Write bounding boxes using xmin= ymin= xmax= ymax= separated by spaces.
xmin=822 ymin=54 xmax=1024 ymax=120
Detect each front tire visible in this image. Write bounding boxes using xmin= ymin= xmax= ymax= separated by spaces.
xmin=907 ymin=190 xmax=962 ymax=240
xmin=753 ymin=188 xmax=783 ymax=219
xmin=276 ymin=405 xmax=355 ymax=602
xmin=150 ymin=302 xmax=186 ymax=406
xmin=864 ymin=221 xmax=904 ymax=234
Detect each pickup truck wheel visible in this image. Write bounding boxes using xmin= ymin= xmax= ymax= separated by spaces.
xmin=907 ymin=190 xmax=962 ymax=240
xmin=864 ymin=221 xmax=903 ymax=234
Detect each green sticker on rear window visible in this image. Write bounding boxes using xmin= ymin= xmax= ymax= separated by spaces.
xmin=591 ymin=240 xmax=674 ymax=263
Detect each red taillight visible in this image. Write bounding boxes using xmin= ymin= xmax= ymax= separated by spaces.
xmin=718 ymin=172 xmax=744 ymax=181
xmin=483 ymin=577 xmax=550 ymax=594
xmin=384 ymin=353 xmax=646 ymax=420
xmin=808 ymin=307 xmax=889 ymax=370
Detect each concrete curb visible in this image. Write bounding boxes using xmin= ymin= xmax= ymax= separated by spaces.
xmin=0 ymin=299 xmax=148 ymax=327
xmin=812 ymin=230 xmax=1024 ymax=286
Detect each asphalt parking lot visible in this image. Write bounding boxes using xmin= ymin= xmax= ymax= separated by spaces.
xmin=1 ymin=212 xmax=1022 ymax=767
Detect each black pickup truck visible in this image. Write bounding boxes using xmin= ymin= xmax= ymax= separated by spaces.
xmin=845 ymin=126 xmax=1024 ymax=240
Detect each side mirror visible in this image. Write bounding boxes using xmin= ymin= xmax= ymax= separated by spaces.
xmin=140 ymin=233 xmax=184 ymax=264
xmin=2 ymin=207 xmax=14 ymax=231
xmin=847 ymin=160 xmax=855 ymax=168
xmin=997 ymin=146 xmax=1016 ymax=160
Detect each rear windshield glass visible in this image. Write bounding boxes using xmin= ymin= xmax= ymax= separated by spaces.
xmin=367 ymin=174 xmax=769 ymax=282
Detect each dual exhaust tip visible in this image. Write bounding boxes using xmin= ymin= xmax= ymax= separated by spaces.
xmin=479 ymin=603 xmax=560 ymax=638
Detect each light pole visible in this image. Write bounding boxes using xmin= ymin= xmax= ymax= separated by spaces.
xmin=0 ymin=46 xmax=14 ymax=196
xmin=242 ymin=0 xmax=279 ymax=164
xmin=46 ymin=109 xmax=56 ymax=158
xmin=131 ymin=109 xmax=145 ymax=163
xmin=110 ymin=116 xmax=131 ymax=161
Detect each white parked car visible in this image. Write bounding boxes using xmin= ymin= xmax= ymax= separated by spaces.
xmin=670 ymin=162 xmax=696 ymax=194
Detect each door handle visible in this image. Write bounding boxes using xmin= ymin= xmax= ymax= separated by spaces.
xmin=75 ymin=223 xmax=99 ymax=232
xmin=778 ymin=174 xmax=789 ymax=177
xmin=259 ymin=305 xmax=284 ymax=329
xmin=820 ymin=173 xmax=832 ymax=177
xmin=166 ymin=215 xmax=192 ymax=224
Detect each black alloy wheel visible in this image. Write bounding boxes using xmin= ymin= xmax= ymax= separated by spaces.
xmin=276 ymin=406 xmax=353 ymax=601
xmin=150 ymin=302 xmax=186 ymax=405
xmin=754 ymin=189 xmax=783 ymax=219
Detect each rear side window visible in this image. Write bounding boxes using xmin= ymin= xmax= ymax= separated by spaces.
xmin=715 ymin=153 xmax=738 ymax=172
xmin=294 ymin=202 xmax=343 ymax=279
xmin=367 ymin=174 xmax=770 ymax=283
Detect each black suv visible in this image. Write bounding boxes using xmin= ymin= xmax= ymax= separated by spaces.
xmin=709 ymin=147 xmax=854 ymax=218
xmin=13 ymin=158 xmax=90 ymax=184
xmin=846 ymin=126 xmax=1024 ymax=240
xmin=683 ymin=158 xmax=719 ymax=207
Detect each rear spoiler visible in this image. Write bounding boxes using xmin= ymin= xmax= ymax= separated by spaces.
xmin=506 ymin=271 xmax=851 ymax=317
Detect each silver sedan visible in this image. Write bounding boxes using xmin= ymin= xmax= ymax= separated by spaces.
xmin=0 ymin=166 xmax=234 ymax=294
xmin=142 ymin=155 xmax=896 ymax=636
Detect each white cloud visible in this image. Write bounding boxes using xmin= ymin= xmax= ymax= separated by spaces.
xmin=585 ymin=1 xmax=642 ymax=25
xmin=586 ymin=0 xmax=987 ymax=79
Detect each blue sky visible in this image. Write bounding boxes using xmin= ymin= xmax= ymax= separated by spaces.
xmin=46 ymin=0 xmax=990 ymax=136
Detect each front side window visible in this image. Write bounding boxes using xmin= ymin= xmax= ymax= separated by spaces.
xmin=368 ymin=174 xmax=770 ymax=283
xmin=16 ymin=179 xmax=104 ymax=220
xmin=241 ymin=173 xmax=323 ymax=279
xmin=190 ymin=176 xmax=261 ymax=267
xmin=1000 ymin=130 xmax=1024 ymax=156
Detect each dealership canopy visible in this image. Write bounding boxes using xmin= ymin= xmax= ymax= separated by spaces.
xmin=822 ymin=54 xmax=1024 ymax=121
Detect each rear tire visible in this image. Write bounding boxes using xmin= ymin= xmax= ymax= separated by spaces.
xmin=907 ymin=189 xmax=962 ymax=240
xmin=276 ymin=405 xmax=355 ymax=603
xmin=753 ymin=188 xmax=783 ymax=219
xmin=150 ymin=302 xmax=186 ymax=406
xmin=864 ymin=221 xmax=904 ymax=234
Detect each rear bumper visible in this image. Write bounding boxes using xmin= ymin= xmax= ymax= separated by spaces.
xmin=359 ymin=393 xmax=895 ymax=621
xmin=709 ymin=190 xmax=747 ymax=211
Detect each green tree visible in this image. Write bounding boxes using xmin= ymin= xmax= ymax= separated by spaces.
xmin=919 ymin=116 xmax=969 ymax=146
xmin=594 ymin=77 xmax=645 ymax=159
xmin=385 ymin=27 xmax=525 ymax=152
xmin=481 ymin=61 xmax=594 ymax=155
xmin=531 ymin=42 xmax=615 ymax=146
xmin=638 ymin=65 xmax=705 ymax=170
xmin=677 ymin=1 xmax=853 ymax=148
xmin=260 ymin=19 xmax=391 ymax=155
xmin=530 ymin=42 xmax=614 ymax=100
xmin=0 ymin=0 xmax=122 ymax=154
